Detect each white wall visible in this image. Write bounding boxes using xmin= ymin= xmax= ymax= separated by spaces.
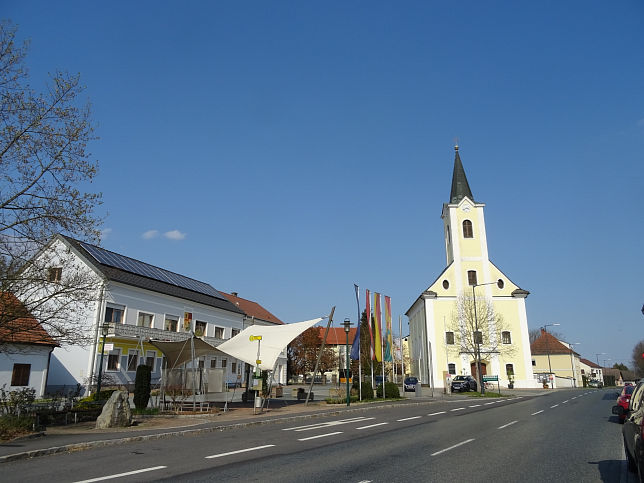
xmin=0 ymin=344 xmax=53 ymax=398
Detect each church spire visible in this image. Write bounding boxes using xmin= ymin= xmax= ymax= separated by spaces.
xmin=449 ymin=144 xmax=475 ymax=204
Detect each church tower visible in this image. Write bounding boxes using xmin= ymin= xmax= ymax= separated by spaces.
xmin=406 ymin=146 xmax=536 ymax=389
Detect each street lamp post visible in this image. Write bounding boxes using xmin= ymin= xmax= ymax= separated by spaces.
xmin=95 ymin=322 xmax=110 ymax=400
xmin=342 ymin=318 xmax=352 ymax=407
xmin=472 ymin=281 xmax=497 ymax=395
xmin=595 ymin=352 xmax=606 ymax=381
xmin=541 ymin=323 xmax=560 ymax=378
xmin=568 ymin=342 xmax=580 ymax=387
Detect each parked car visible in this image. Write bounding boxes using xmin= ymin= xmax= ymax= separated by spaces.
xmin=588 ymin=379 xmax=603 ymax=388
xmin=404 ymin=376 xmax=418 ymax=392
xmin=613 ymin=385 xmax=635 ymax=423
xmin=451 ymin=375 xmax=477 ymax=392
xmin=619 ymin=381 xmax=644 ymax=479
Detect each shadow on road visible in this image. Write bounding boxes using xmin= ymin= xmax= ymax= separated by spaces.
xmin=591 ymin=459 xmax=626 ymax=482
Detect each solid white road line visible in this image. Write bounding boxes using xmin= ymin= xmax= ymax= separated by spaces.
xmin=206 ymin=445 xmax=276 ymax=459
xmin=431 ymin=438 xmax=475 ymax=456
xmin=297 ymin=432 xmax=343 ymax=441
xmin=74 ymin=466 xmax=167 ymax=482
xmin=428 ymin=411 xmax=446 ymax=416
xmin=397 ymin=416 xmax=422 ymax=422
xmin=531 ymin=410 xmax=544 ymax=415
xmin=356 ymin=422 xmax=389 ymax=430
xmin=498 ymin=420 xmax=518 ymax=429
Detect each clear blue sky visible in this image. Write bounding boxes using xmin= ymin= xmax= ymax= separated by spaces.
xmin=6 ymin=1 xmax=644 ymax=368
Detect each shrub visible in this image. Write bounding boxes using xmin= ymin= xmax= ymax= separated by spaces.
xmin=376 ymin=381 xmax=400 ymax=398
xmin=134 ymin=365 xmax=152 ymax=410
xmin=0 ymin=415 xmax=35 ymax=440
xmin=359 ymin=381 xmax=374 ymax=399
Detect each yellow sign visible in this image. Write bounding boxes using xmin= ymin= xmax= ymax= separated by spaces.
xmin=256 ymin=359 xmax=262 ymax=365
xmin=249 ymin=335 xmax=262 ymax=342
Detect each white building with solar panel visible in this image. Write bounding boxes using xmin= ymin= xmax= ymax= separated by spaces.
xmin=36 ymin=234 xmax=285 ymax=396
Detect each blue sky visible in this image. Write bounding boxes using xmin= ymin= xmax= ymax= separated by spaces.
xmin=6 ymin=1 xmax=644 ymax=367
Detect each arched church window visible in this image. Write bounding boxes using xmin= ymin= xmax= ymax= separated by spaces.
xmin=467 ymin=270 xmax=477 ymax=286
xmin=462 ymin=220 xmax=473 ymax=238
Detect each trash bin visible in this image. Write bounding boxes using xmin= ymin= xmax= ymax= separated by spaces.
xmin=254 ymin=396 xmax=263 ymax=408
xmin=415 ymin=383 xmax=422 ymax=397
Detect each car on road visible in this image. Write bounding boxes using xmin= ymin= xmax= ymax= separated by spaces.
xmin=588 ymin=379 xmax=603 ymax=388
xmin=613 ymin=385 xmax=635 ymax=423
xmin=403 ymin=376 xmax=418 ymax=392
xmin=620 ymin=381 xmax=644 ymax=480
xmin=451 ymin=375 xmax=477 ymax=392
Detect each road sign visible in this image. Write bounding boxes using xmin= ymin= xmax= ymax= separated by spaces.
xmin=483 ymin=375 xmax=498 ymax=382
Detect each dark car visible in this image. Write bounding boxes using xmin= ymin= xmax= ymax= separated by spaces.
xmin=404 ymin=376 xmax=418 ymax=392
xmin=451 ymin=375 xmax=477 ymax=392
xmin=613 ymin=385 xmax=635 ymax=423
xmin=620 ymin=381 xmax=644 ymax=479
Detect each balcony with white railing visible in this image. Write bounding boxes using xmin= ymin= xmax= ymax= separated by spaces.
xmin=104 ymin=323 xmax=226 ymax=346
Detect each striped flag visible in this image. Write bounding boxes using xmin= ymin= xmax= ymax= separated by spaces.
xmin=365 ymin=289 xmax=374 ymax=360
xmin=350 ymin=284 xmax=361 ymax=360
xmin=373 ymin=292 xmax=383 ymax=362
xmin=384 ymin=295 xmax=393 ymax=362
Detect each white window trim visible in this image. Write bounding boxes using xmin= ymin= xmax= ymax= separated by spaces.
xmin=107 ymin=349 xmax=121 ymax=372
xmin=164 ymin=314 xmax=179 ymax=332
xmin=195 ymin=321 xmax=208 ymax=337
xmin=501 ymin=331 xmax=512 ymax=344
xmin=214 ymin=326 xmax=225 ymax=339
xmin=137 ymin=311 xmax=154 ymax=328
xmin=105 ymin=303 xmax=126 ymax=324
xmin=127 ymin=349 xmax=140 ymax=372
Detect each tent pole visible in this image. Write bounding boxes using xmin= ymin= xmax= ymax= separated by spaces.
xmin=191 ymin=334 xmax=197 ymax=412
xmin=306 ymin=307 xmax=335 ymax=405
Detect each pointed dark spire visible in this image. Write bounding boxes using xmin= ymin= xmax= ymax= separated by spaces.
xmin=449 ymin=145 xmax=475 ymax=204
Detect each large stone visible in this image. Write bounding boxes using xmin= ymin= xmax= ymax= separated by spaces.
xmin=96 ymin=390 xmax=132 ymax=429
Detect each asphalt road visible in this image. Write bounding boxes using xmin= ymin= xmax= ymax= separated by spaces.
xmin=4 ymin=388 xmax=636 ymax=482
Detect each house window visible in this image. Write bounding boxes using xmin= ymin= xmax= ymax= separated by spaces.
xmin=442 ymin=280 xmax=449 ymax=289
xmin=145 ymin=351 xmax=156 ymax=369
xmin=467 ymin=270 xmax=477 ymax=286
xmin=502 ymin=331 xmax=512 ymax=344
xmin=164 ymin=315 xmax=178 ymax=332
xmin=445 ymin=331 xmax=455 ymax=345
xmin=195 ymin=321 xmax=207 ymax=337
xmin=506 ymin=364 xmax=514 ymax=376
xmin=210 ymin=358 xmax=217 ymax=369
xmin=137 ymin=312 xmax=153 ymax=328
xmin=105 ymin=304 xmax=125 ymax=324
xmin=532 ymin=360 xmax=536 ymax=366
xmin=473 ymin=331 xmax=483 ymax=344
xmin=127 ymin=350 xmax=139 ymax=371
xmin=107 ymin=350 xmax=120 ymax=371
xmin=48 ymin=267 xmax=62 ymax=282
xmin=497 ymin=279 xmax=505 ymax=289
xmin=221 ymin=358 xmax=227 ymax=369
xmin=448 ymin=363 xmax=456 ymax=375
xmin=11 ymin=363 xmax=30 ymax=386
xmin=214 ymin=327 xmax=224 ymax=339
xmin=462 ymin=220 xmax=473 ymax=238
xmin=231 ymin=328 xmax=240 ymax=337
xmin=198 ymin=358 xmax=205 ymax=369
xmin=231 ymin=362 xmax=237 ymax=374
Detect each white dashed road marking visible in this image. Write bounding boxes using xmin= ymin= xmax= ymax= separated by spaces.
xmin=431 ymin=438 xmax=475 ymax=456
xmin=298 ymin=432 xmax=343 ymax=441
xmin=356 ymin=422 xmax=389 ymax=430
xmin=206 ymin=445 xmax=276 ymax=459
xmin=397 ymin=416 xmax=422 ymax=422
xmin=428 ymin=411 xmax=446 ymax=416
xmin=74 ymin=466 xmax=168 ymax=482
xmin=531 ymin=410 xmax=544 ymax=415
xmin=498 ymin=420 xmax=518 ymax=429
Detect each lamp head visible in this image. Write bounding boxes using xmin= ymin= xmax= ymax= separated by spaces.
xmin=343 ymin=318 xmax=351 ymax=333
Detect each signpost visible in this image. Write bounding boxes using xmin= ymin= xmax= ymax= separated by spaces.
xmin=482 ymin=375 xmax=501 ymax=395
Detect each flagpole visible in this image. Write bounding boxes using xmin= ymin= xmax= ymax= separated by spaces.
xmin=354 ymin=284 xmax=362 ymax=401
xmin=399 ymin=315 xmax=404 ymax=380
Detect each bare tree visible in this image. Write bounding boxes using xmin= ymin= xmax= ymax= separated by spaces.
xmin=287 ymin=327 xmax=335 ymax=379
xmin=0 ymin=21 xmax=102 ymax=347
xmin=529 ymin=328 xmax=563 ymax=346
xmin=632 ymin=340 xmax=644 ymax=377
xmin=445 ymin=292 xmax=516 ymax=389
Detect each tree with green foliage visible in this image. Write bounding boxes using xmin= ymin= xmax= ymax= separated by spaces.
xmin=133 ymin=365 xmax=152 ymax=410
xmin=613 ymin=363 xmax=629 ymax=371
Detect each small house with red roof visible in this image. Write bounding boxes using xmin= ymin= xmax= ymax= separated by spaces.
xmin=530 ymin=329 xmax=581 ymax=388
xmin=316 ymin=326 xmax=358 ymax=383
xmin=0 ymin=293 xmax=58 ymax=397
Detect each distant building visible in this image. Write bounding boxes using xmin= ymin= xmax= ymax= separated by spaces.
xmin=407 ymin=146 xmax=536 ymax=389
xmin=317 ymin=327 xmax=357 ymax=383
xmin=579 ymin=358 xmax=603 ymax=383
xmin=0 ymin=293 xmax=58 ymax=397
xmin=530 ymin=329 xmax=581 ymax=387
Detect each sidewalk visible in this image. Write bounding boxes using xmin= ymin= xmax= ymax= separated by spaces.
xmin=0 ymin=386 xmax=550 ymax=463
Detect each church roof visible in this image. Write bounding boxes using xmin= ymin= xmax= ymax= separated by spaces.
xmin=450 ymin=146 xmax=475 ymax=204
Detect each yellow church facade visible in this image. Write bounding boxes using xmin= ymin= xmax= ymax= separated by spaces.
xmin=406 ymin=147 xmax=537 ymax=389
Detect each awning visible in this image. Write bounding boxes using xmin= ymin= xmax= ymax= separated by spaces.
xmin=148 ymin=336 xmax=218 ymax=369
xmin=216 ymin=318 xmax=323 ymax=371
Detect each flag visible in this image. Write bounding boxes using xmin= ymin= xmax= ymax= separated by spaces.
xmin=373 ymin=292 xmax=383 ymax=362
xmin=365 ymin=289 xmax=374 ymax=360
xmin=350 ymin=284 xmax=361 ymax=360
xmin=384 ymin=295 xmax=393 ymax=362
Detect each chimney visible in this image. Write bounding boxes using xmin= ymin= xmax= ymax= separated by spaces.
xmin=231 ymin=292 xmax=238 ymax=297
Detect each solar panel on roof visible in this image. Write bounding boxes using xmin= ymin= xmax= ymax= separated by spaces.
xmin=78 ymin=241 xmax=225 ymax=300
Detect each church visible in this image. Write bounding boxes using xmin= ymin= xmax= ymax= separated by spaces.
xmin=406 ymin=146 xmax=537 ymax=389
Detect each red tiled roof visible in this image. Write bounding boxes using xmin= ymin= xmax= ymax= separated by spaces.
xmin=0 ymin=293 xmax=58 ymax=347
xmin=530 ymin=329 xmax=577 ymax=356
xmin=219 ymin=292 xmax=284 ymax=325
xmin=580 ymin=358 xmax=601 ymax=369
xmin=317 ymin=327 xmax=358 ymax=345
